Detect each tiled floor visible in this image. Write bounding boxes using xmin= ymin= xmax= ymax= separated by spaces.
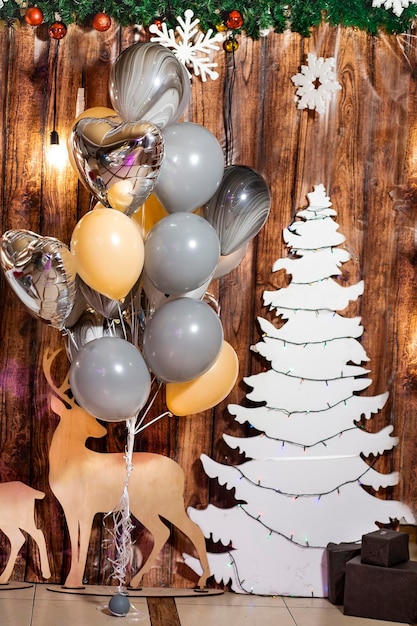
xmin=0 ymin=583 xmax=412 ymax=626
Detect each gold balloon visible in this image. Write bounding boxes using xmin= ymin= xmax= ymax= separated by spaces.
xmin=70 ymin=208 xmax=144 ymax=301
xmin=165 ymin=341 xmax=238 ymax=416
xmin=212 ymin=243 xmax=248 ymax=280
xmin=131 ymin=193 xmax=169 ymax=238
xmin=107 ymin=179 xmax=136 ymax=213
xmin=73 ymin=106 xmax=121 ymax=126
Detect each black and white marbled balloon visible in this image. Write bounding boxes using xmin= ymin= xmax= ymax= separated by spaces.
xmin=109 ymin=42 xmax=190 ymax=128
xmin=203 ymin=165 xmax=271 ymax=256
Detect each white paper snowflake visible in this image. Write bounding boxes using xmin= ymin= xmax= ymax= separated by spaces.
xmin=291 ymin=53 xmax=342 ymax=115
xmin=372 ymin=0 xmax=417 ymax=16
xmin=149 ymin=9 xmax=223 ymax=82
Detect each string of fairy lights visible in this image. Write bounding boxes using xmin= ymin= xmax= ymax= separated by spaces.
xmin=231 ymin=460 xmax=379 ymax=501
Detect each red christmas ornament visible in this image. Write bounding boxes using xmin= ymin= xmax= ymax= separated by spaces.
xmin=153 ymin=17 xmax=164 ymax=30
xmin=225 ymin=10 xmax=244 ymax=30
xmin=48 ymin=21 xmax=67 ymax=39
xmin=92 ymin=12 xmax=112 ymax=32
xmin=24 ymin=6 xmax=44 ymax=27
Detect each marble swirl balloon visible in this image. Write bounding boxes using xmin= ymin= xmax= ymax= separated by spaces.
xmin=203 ymin=165 xmax=271 ymax=256
xmin=79 ymin=279 xmax=129 ymax=320
xmin=64 ymin=308 xmax=129 ymax=362
xmin=0 ymin=229 xmax=77 ymax=329
xmin=69 ymin=116 xmax=164 ymax=216
xmin=109 ymin=42 xmax=190 ymax=128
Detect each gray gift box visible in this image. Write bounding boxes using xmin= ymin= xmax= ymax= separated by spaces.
xmin=361 ymin=529 xmax=409 ymax=567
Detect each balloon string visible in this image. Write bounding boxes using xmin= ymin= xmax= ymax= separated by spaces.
xmin=128 ymin=286 xmax=141 ymax=348
xmin=204 ymin=292 xmax=221 ymax=316
xmin=104 ymin=416 xmax=136 ymax=590
xmin=117 ymin=300 xmax=128 ymax=340
xmin=135 ymin=379 xmax=163 ymax=431
xmin=103 ymin=405 xmax=172 ymax=588
xmin=63 ymin=327 xmax=79 ymax=352
xmin=134 ymin=411 xmax=172 ymax=435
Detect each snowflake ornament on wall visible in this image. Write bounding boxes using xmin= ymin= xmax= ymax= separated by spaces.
xmin=372 ymin=0 xmax=417 ymax=16
xmin=291 ymin=53 xmax=342 ymax=115
xmin=149 ymin=9 xmax=224 ymax=82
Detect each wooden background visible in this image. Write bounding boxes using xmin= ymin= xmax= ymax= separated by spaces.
xmin=1 ymin=20 xmax=417 ymax=588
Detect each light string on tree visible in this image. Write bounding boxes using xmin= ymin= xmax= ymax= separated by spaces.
xmin=224 ymin=549 xmax=318 ymax=597
xmin=260 ymin=334 xmax=361 ymax=348
xmin=230 ymin=458 xmax=380 ymax=500
xmin=259 ymin=426 xmax=367 ymax=450
xmin=261 ymin=393 xmax=369 ymax=417
xmin=269 ymin=369 xmax=358 ymax=382
xmin=231 ymin=475 xmax=379 ymax=553
xmin=236 ymin=504 xmax=326 ymax=548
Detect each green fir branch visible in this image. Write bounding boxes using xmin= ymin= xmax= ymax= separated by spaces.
xmin=1 ymin=0 xmax=417 ymax=35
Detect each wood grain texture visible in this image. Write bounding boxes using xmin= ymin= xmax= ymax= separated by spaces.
xmin=147 ymin=597 xmax=181 ymax=626
xmin=1 ymin=24 xmax=417 ymax=588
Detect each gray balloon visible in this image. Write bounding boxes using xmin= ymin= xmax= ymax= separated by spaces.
xmin=143 ymin=297 xmax=223 ymax=383
xmin=203 ymin=165 xmax=271 ymax=255
xmin=69 ymin=337 xmax=151 ymax=422
xmin=154 ymin=122 xmax=224 ymax=213
xmin=109 ymin=42 xmax=190 ymax=128
xmin=144 ymin=212 xmax=220 ymax=294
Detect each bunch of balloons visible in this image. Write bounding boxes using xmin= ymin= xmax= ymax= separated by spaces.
xmin=0 ymin=42 xmax=271 ymax=423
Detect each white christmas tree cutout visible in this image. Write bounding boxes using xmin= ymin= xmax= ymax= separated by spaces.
xmin=185 ymin=184 xmax=415 ymax=597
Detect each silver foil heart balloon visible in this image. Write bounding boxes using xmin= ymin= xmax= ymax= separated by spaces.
xmin=69 ymin=116 xmax=164 ymax=216
xmin=1 ymin=229 xmax=77 ymax=329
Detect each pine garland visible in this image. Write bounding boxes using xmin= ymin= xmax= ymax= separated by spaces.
xmin=1 ymin=0 xmax=417 ymax=37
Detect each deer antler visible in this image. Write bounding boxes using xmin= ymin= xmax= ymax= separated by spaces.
xmin=43 ymin=348 xmax=73 ymax=406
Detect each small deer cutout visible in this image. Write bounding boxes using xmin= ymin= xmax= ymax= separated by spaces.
xmin=43 ymin=348 xmax=210 ymax=589
xmin=0 ymin=481 xmax=51 ymax=583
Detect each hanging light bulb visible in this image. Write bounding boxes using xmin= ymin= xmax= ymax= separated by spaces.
xmin=50 ymin=130 xmax=59 ymax=145
xmin=47 ymin=132 xmax=67 ymax=169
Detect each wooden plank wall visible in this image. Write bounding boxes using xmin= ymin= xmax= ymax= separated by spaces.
xmin=1 ymin=21 xmax=417 ymax=588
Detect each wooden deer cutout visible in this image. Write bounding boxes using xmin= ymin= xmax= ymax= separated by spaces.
xmin=0 ymin=481 xmax=51 ymax=583
xmin=43 ymin=348 xmax=210 ymax=589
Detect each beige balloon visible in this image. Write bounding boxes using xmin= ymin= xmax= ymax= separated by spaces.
xmin=165 ymin=341 xmax=239 ymax=416
xmin=212 ymin=243 xmax=249 ymax=280
xmin=70 ymin=208 xmax=144 ymax=301
xmin=107 ymin=179 xmax=135 ymax=212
